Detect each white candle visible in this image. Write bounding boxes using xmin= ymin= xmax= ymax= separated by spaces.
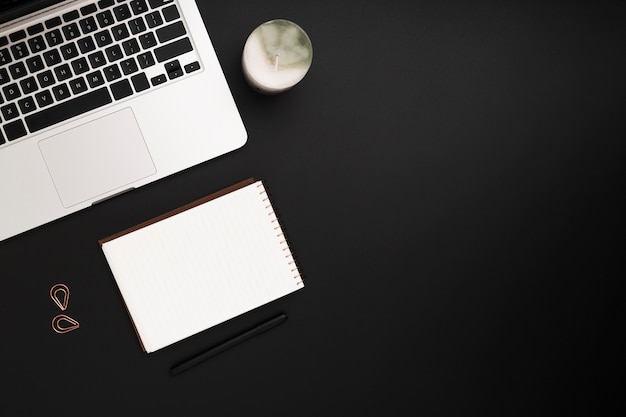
xmin=242 ymin=19 xmax=313 ymax=94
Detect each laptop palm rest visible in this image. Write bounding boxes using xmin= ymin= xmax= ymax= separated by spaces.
xmin=38 ymin=108 xmax=156 ymax=208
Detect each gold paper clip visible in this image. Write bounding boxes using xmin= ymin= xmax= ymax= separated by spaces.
xmin=52 ymin=314 xmax=80 ymax=334
xmin=50 ymin=283 xmax=70 ymax=311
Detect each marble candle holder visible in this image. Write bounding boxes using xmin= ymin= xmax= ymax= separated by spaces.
xmin=242 ymin=19 xmax=313 ymax=94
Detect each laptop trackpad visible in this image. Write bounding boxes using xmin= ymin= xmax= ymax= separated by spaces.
xmin=39 ymin=108 xmax=156 ymax=208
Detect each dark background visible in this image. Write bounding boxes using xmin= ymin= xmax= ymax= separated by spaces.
xmin=1 ymin=1 xmax=624 ymax=415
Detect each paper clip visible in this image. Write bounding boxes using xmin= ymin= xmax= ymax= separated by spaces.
xmin=50 ymin=283 xmax=70 ymax=311
xmin=52 ymin=314 xmax=80 ymax=334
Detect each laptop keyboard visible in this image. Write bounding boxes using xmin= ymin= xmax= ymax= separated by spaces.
xmin=0 ymin=0 xmax=201 ymax=146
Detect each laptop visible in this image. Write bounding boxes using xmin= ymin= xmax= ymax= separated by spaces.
xmin=0 ymin=0 xmax=247 ymax=242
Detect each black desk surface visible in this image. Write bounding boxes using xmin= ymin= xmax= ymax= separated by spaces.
xmin=2 ymin=1 xmax=624 ymax=415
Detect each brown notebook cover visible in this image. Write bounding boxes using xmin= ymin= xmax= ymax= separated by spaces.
xmin=99 ymin=178 xmax=255 ymax=246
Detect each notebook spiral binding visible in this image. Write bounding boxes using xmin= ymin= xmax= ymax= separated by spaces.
xmin=257 ymin=182 xmax=304 ymax=286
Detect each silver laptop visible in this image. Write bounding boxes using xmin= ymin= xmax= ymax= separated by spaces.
xmin=0 ymin=0 xmax=247 ymax=242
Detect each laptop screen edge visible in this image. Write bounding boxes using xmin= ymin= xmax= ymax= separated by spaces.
xmin=0 ymin=0 xmax=66 ymax=25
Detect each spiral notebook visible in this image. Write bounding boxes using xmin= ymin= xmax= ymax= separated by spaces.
xmin=99 ymin=178 xmax=304 ymax=353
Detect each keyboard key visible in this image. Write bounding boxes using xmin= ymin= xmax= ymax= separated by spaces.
xmin=164 ymin=60 xmax=179 ymax=72
xmin=79 ymin=16 xmax=98 ymax=34
xmin=105 ymin=44 xmax=124 ymax=62
xmin=153 ymin=37 xmax=192 ymax=62
xmin=45 ymin=29 xmax=63 ymax=47
xmin=10 ymin=42 xmax=29 ymax=60
xmin=3 ymin=119 xmax=27 ymax=141
xmin=113 ymin=4 xmax=132 ymax=21
xmin=2 ymin=83 xmax=21 ymax=101
xmin=168 ymin=67 xmax=183 ymax=80
xmin=128 ymin=17 xmax=147 ymax=35
xmin=60 ymin=42 xmax=79 ymax=60
xmin=103 ymin=64 xmax=122 ymax=82
xmin=54 ymin=64 xmax=73 ymax=81
xmin=0 ymin=68 xmax=9 ymax=85
xmin=136 ymin=51 xmax=155 ymax=68
xmin=96 ymin=10 xmax=115 ymax=27
xmin=120 ymin=58 xmax=139 ymax=75
xmin=43 ymin=49 xmax=62 ymax=66
xmin=45 ymin=16 xmax=62 ymax=29
xmin=110 ymin=79 xmax=133 ymax=100
xmin=18 ymin=96 xmax=37 ymax=114
xmin=156 ymin=21 xmax=185 ymax=43
xmin=37 ymin=70 xmax=56 ymax=88
xmin=184 ymin=61 xmax=200 ymax=73
xmin=97 ymin=0 xmax=115 ymax=9
xmin=69 ymin=77 xmax=88 ymax=94
xmin=0 ymin=131 xmax=4 ymax=145
xmin=162 ymin=4 xmax=180 ymax=22
xmin=62 ymin=22 xmax=81 ymax=40
xmin=88 ymin=51 xmax=107 ymax=68
xmin=26 ymin=55 xmax=45 ymax=73
xmin=148 ymin=0 xmax=170 ymax=8
xmin=0 ymin=48 xmax=11 ymax=65
xmin=9 ymin=30 xmax=26 ymax=42
xmin=0 ymin=36 xmax=8 ymax=47
xmin=130 ymin=0 xmax=148 ymax=15
xmin=94 ymin=30 xmax=113 ymax=47
xmin=77 ymin=37 xmax=96 ymax=54
xmin=145 ymin=12 xmax=163 ymax=28
xmin=86 ymin=70 xmax=105 ymax=88
xmin=25 ymin=87 xmax=112 ymax=132
xmin=8 ymin=62 xmax=27 ymax=80
xmin=131 ymin=72 xmax=149 ymax=92
xmin=1 ymin=102 xmax=19 ymax=120
xmin=151 ymin=74 xmax=166 ymax=86
xmin=138 ymin=32 xmax=157 ymax=49
xmin=111 ymin=24 xmax=130 ymax=41
xmin=80 ymin=4 xmax=98 ymax=15
xmin=122 ymin=38 xmax=140 ymax=55
xmin=28 ymin=35 xmax=46 ymax=53
xmin=19 ymin=77 xmax=38 ymax=94
xmin=52 ymin=83 xmax=71 ymax=101
xmin=71 ymin=57 xmax=90 ymax=75
xmin=62 ymin=10 xmax=80 ymax=22
xmin=27 ymin=23 xmax=45 ymax=36
xmin=35 ymin=90 xmax=54 ymax=107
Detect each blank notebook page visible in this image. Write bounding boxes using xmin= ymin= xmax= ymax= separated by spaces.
xmin=100 ymin=180 xmax=304 ymax=353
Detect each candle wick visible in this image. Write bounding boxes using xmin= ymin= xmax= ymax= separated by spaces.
xmin=274 ymin=54 xmax=279 ymax=71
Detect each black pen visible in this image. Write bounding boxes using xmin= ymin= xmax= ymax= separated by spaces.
xmin=170 ymin=313 xmax=288 ymax=376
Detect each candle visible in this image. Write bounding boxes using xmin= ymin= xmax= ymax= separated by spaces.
xmin=242 ymin=19 xmax=313 ymax=94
